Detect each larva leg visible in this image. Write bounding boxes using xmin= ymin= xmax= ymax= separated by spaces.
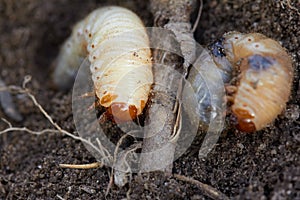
xmin=225 ymin=85 xmax=238 ymax=94
xmin=225 ymin=95 xmax=235 ymax=103
xmin=172 ymin=78 xmax=183 ymax=113
xmin=170 ymin=102 xmax=182 ymax=142
xmin=171 ymin=75 xmax=184 ymax=141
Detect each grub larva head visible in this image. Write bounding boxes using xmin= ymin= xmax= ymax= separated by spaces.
xmin=107 ymin=103 xmax=138 ymax=122
xmin=99 ymin=89 xmax=147 ymax=122
xmin=207 ymin=37 xmax=233 ymax=83
xmin=230 ymin=107 xmax=256 ymax=132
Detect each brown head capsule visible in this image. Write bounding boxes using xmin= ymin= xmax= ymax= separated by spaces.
xmin=221 ymin=32 xmax=293 ymax=132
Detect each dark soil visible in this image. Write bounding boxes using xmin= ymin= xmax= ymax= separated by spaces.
xmin=0 ymin=0 xmax=299 ymax=199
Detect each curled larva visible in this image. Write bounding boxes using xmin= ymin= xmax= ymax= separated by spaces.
xmin=209 ymin=31 xmax=293 ymax=132
xmin=53 ymin=6 xmax=153 ymax=121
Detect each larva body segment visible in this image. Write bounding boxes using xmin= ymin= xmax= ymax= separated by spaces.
xmin=211 ymin=32 xmax=293 ymax=132
xmin=54 ymin=6 xmax=153 ymax=121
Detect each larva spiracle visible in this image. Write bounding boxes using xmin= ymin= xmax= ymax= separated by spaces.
xmin=53 ymin=6 xmax=153 ymax=122
xmin=209 ymin=31 xmax=293 ymax=132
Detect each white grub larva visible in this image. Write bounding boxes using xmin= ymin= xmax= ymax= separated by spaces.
xmin=209 ymin=31 xmax=293 ymax=132
xmin=53 ymin=6 xmax=153 ymax=122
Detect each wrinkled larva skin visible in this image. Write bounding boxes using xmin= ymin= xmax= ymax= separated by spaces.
xmin=209 ymin=31 xmax=293 ymax=132
xmin=53 ymin=6 xmax=153 ymax=121
xmin=187 ymin=50 xmax=226 ymax=127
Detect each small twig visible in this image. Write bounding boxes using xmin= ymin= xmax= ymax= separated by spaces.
xmin=173 ymin=174 xmax=229 ymax=200
xmin=106 ymin=133 xmax=133 ymax=194
xmin=56 ymin=195 xmax=65 ymax=200
xmin=280 ymin=0 xmax=300 ymax=15
xmin=0 ymin=125 xmax=61 ymax=136
xmin=192 ymin=0 xmax=203 ymax=33
xmin=113 ymin=133 xmax=136 ymax=171
xmin=95 ymin=137 xmax=112 ymax=164
xmin=0 ymin=76 xmax=106 ymax=164
xmin=106 ymin=172 xmax=114 ymax=196
xmin=126 ymin=188 xmax=132 ymax=200
xmin=59 ymin=162 xmax=102 ymax=169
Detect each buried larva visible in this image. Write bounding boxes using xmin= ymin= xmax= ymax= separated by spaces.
xmin=53 ymin=6 xmax=153 ymax=122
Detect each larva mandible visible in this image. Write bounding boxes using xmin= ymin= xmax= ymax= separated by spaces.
xmin=53 ymin=6 xmax=153 ymax=122
xmin=208 ymin=31 xmax=293 ymax=132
